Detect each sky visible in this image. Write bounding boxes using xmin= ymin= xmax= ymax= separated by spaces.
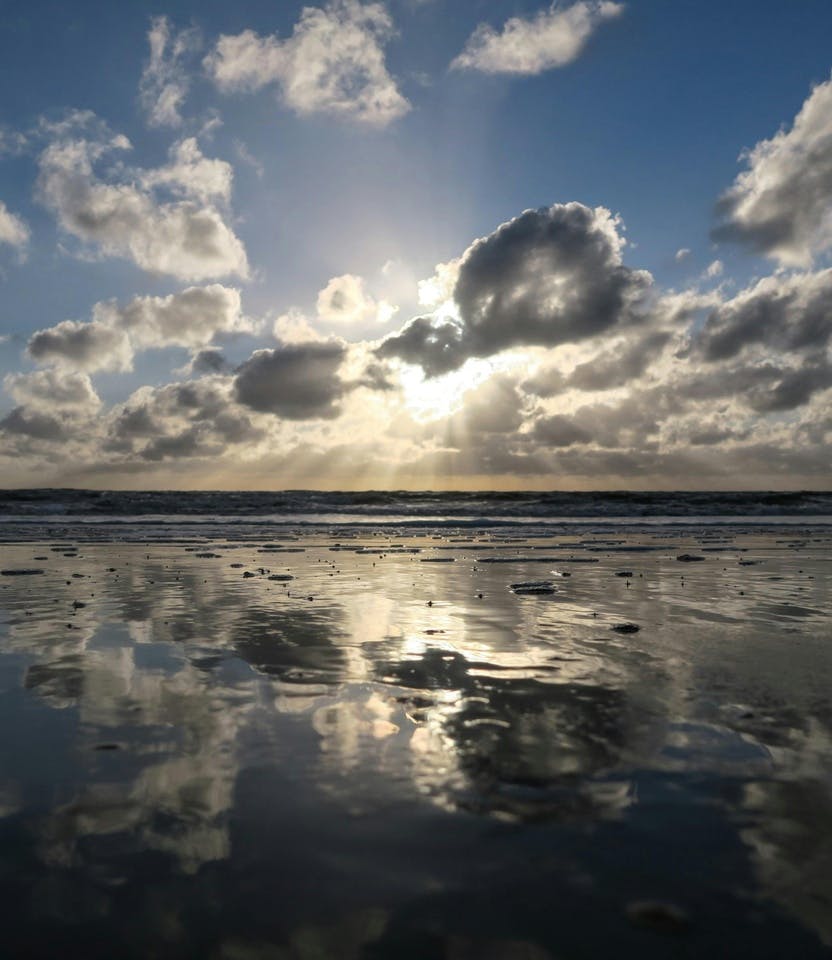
xmin=0 ymin=0 xmax=831 ymax=490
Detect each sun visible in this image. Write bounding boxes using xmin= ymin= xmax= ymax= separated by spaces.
xmin=397 ymin=354 xmax=522 ymax=421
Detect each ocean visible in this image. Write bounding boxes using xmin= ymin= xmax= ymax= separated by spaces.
xmin=0 ymin=488 xmax=830 ymax=540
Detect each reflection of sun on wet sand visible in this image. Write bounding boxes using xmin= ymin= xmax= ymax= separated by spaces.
xmin=0 ymin=526 xmax=830 ymax=957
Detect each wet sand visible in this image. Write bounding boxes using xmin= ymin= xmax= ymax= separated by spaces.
xmin=0 ymin=526 xmax=830 ymax=958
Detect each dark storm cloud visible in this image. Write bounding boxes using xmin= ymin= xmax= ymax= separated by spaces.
xmin=378 ymin=203 xmax=653 ymax=376
xmin=567 ymin=330 xmax=672 ymax=390
xmin=745 ymin=359 xmax=832 ymax=413
xmin=674 ymin=363 xmax=785 ymax=402
xmin=455 ymin=203 xmax=651 ymax=348
xmin=532 ymin=414 xmax=592 ymax=447
xmin=0 ymin=406 xmax=66 ymax=441
xmin=106 ymin=377 xmax=264 ymax=460
xmin=697 ymin=270 xmax=832 ymax=362
xmin=189 ymin=348 xmax=230 ymax=375
xmin=376 ymin=317 xmax=468 ymax=378
xmin=355 ymin=359 xmax=397 ymax=392
xmin=233 ymin=341 xmax=348 ymax=419
xmin=687 ymin=425 xmax=748 ymax=446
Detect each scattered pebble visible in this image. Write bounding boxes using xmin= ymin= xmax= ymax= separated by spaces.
xmin=511 ymin=580 xmax=556 ymax=596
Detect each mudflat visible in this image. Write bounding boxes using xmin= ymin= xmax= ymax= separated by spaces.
xmin=0 ymin=527 xmax=829 ymax=958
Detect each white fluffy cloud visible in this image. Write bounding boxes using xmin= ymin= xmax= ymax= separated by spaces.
xmin=4 ymin=369 xmax=101 ymax=412
xmin=139 ymin=16 xmax=199 ymax=128
xmin=714 ymin=73 xmax=832 ymax=267
xmin=0 ymin=200 xmax=29 ymax=249
xmin=27 ymin=285 xmax=252 ymax=372
xmin=452 ymin=1 xmax=623 ymax=75
xmin=27 ymin=318 xmax=133 ymax=373
xmin=37 ymin=117 xmax=249 ymax=281
xmin=316 ymin=273 xmax=397 ymax=327
xmin=140 ymin=137 xmax=233 ymax=205
xmin=206 ymin=0 xmax=409 ymax=126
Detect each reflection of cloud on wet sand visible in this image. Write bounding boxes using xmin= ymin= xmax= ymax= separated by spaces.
xmin=34 ymin=644 xmax=254 ymax=875
xmin=740 ymin=720 xmax=832 ymax=947
xmin=0 ymin=535 xmax=830 ymax=954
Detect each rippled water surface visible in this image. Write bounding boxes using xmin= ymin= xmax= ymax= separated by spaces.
xmin=0 ymin=527 xmax=830 ymax=958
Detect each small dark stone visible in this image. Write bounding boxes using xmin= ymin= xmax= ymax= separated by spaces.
xmin=612 ymin=622 xmax=640 ymax=634
xmin=676 ymin=554 xmax=705 ymax=562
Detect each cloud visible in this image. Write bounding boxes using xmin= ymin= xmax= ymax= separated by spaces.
xmin=377 ymin=316 xmax=467 ymax=377
xmin=106 ymin=378 xmax=264 ymax=460
xmin=316 ymin=273 xmax=397 ymax=327
xmin=696 ymin=269 xmax=832 ymax=362
xmin=0 ymin=128 xmax=28 ymax=156
xmin=451 ymin=1 xmax=623 ymax=75
xmin=533 ymin=413 xmax=592 ymax=447
xmin=36 ymin=117 xmax=249 ymax=280
xmin=379 ymin=202 xmax=653 ymax=375
xmin=27 ymin=318 xmax=133 ymax=373
xmin=187 ymin=348 xmax=231 ymax=375
xmin=206 ymin=0 xmax=409 ymax=126
xmin=0 ymin=200 xmax=30 ymax=249
xmin=0 ymin=370 xmax=102 ymax=447
xmin=4 ymin=369 xmax=101 ymax=412
xmin=233 ymin=341 xmax=349 ymax=419
xmin=27 ymin=285 xmax=252 ymax=372
xmin=442 ymin=375 xmax=528 ymax=438
xmin=675 ymin=248 xmax=691 ymax=262
xmin=139 ymin=16 xmax=199 ymax=128
xmin=567 ymin=330 xmax=672 ymax=391
xmin=745 ymin=359 xmax=832 ymax=413
xmin=713 ymin=73 xmax=832 ymax=267
xmin=705 ymin=259 xmax=723 ymax=278
xmin=0 ymin=407 xmax=66 ymax=442
xmin=140 ymin=137 xmax=233 ymax=205
xmin=102 ymin=284 xmax=254 ymax=350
